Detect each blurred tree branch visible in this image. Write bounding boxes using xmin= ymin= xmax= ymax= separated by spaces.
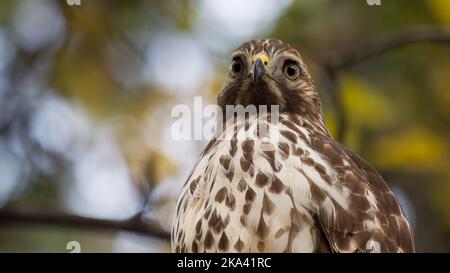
xmin=322 ymin=26 xmax=450 ymax=141
xmin=0 ymin=204 xmax=170 ymax=240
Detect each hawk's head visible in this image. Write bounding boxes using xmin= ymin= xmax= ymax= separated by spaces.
xmin=218 ymin=39 xmax=323 ymax=119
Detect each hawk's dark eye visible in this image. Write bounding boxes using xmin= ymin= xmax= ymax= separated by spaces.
xmin=230 ymin=58 xmax=243 ymax=76
xmin=283 ymin=61 xmax=301 ymax=80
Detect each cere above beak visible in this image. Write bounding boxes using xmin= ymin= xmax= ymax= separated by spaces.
xmin=252 ymin=58 xmax=266 ymax=83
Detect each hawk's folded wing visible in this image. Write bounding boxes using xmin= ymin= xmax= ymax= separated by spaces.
xmin=308 ymin=135 xmax=415 ymax=253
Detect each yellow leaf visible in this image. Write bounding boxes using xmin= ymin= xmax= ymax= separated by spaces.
xmin=369 ymin=127 xmax=446 ymax=172
xmin=427 ymin=0 xmax=450 ymax=25
xmin=341 ymin=74 xmax=396 ymax=130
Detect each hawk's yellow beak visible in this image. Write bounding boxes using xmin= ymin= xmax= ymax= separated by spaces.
xmin=251 ymin=54 xmax=270 ymax=83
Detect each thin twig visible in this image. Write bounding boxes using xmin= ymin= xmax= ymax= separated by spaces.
xmin=0 ymin=205 xmax=171 ymax=240
xmin=322 ymin=26 xmax=450 ymax=140
xmin=327 ymin=26 xmax=450 ymax=70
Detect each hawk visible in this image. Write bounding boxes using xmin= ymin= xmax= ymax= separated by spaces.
xmin=171 ymin=39 xmax=415 ymax=253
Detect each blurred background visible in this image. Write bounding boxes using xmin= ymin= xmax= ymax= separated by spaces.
xmin=0 ymin=0 xmax=449 ymax=252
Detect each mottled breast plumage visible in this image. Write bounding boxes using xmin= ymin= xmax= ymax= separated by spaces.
xmin=172 ymin=113 xmax=414 ymax=252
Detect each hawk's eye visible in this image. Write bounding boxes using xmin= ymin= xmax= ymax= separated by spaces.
xmin=283 ymin=61 xmax=301 ymax=80
xmin=230 ymin=58 xmax=243 ymax=76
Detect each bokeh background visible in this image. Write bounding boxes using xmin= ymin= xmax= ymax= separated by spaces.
xmin=0 ymin=0 xmax=449 ymax=252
